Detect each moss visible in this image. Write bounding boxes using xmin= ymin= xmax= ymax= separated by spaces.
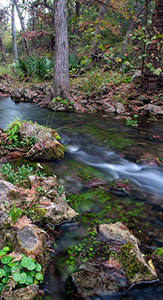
xmin=52 ymin=132 xmax=61 ymax=141
xmin=8 ymin=190 xmax=20 ymax=201
xmin=44 ymin=143 xmax=64 ymax=160
xmin=30 ymin=207 xmax=46 ymax=221
xmin=155 ymin=247 xmax=163 ymax=256
xmin=119 ymin=242 xmax=149 ymax=280
xmin=68 ymin=125 xmax=132 ymax=149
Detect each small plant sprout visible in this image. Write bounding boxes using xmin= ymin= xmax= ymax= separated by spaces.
xmin=125 ymin=114 xmax=138 ymax=126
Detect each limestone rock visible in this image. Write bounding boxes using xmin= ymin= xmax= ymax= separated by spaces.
xmin=19 ymin=122 xmax=64 ymax=161
xmin=144 ymin=104 xmax=163 ymax=115
xmin=48 ymin=101 xmax=67 ymax=111
xmin=138 ymin=95 xmax=151 ymax=104
xmin=28 ymin=176 xmax=78 ymax=225
xmin=131 ymin=70 xmax=142 ymax=84
xmin=0 ymin=180 xmax=20 ymax=210
xmin=115 ymin=102 xmax=125 ymax=114
xmin=71 ymin=222 xmax=157 ymax=298
xmin=103 ymin=103 xmax=116 ymax=113
xmin=132 ymin=100 xmax=144 ymax=106
xmin=10 ymin=88 xmax=22 ymax=101
xmin=99 ymin=222 xmax=157 ymax=284
xmin=72 ymin=258 xmax=127 ymax=297
xmin=3 ymin=284 xmax=39 ymax=300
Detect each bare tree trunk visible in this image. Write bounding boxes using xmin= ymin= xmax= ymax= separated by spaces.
xmin=15 ymin=1 xmax=30 ymax=55
xmin=91 ymin=0 xmax=111 ymax=57
xmin=11 ymin=3 xmax=18 ymax=60
xmin=72 ymin=1 xmax=80 ymax=55
xmin=52 ymin=0 xmax=72 ymax=100
xmin=0 ymin=36 xmax=6 ymax=61
xmin=143 ymin=0 xmax=163 ymax=91
xmin=39 ymin=0 xmax=72 ymax=106
xmin=121 ymin=0 xmax=151 ymax=54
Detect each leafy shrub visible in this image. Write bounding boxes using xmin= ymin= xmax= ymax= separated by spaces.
xmin=0 ymin=163 xmax=45 ymax=187
xmin=79 ymin=72 xmax=103 ymax=94
xmin=0 ymin=247 xmax=43 ymax=294
xmin=5 ymin=117 xmax=22 ymax=143
xmin=14 ymin=56 xmax=54 ymax=80
xmin=5 ymin=117 xmax=36 ymax=149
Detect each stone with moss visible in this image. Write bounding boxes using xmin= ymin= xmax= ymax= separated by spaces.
xmin=99 ymin=222 xmax=157 ymax=285
xmin=155 ymin=247 xmax=163 ymax=256
xmin=18 ymin=121 xmax=64 ymax=161
xmin=3 ymin=284 xmax=39 ymax=300
xmin=28 ymin=175 xmax=78 ymax=225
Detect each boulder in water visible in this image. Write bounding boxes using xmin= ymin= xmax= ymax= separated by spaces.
xmin=71 ymin=222 xmax=157 ymax=298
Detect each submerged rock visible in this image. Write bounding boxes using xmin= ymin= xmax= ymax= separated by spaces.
xmin=71 ymin=222 xmax=157 ymax=298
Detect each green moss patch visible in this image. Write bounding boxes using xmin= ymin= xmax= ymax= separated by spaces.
xmin=119 ymin=242 xmax=149 ymax=280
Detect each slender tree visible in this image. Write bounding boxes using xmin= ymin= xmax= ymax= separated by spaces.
xmin=15 ymin=0 xmax=30 ymax=55
xmin=11 ymin=2 xmax=18 ymax=60
xmin=121 ymin=0 xmax=152 ymax=54
xmin=72 ymin=1 xmax=80 ymax=55
xmin=143 ymin=0 xmax=163 ymax=91
xmin=0 ymin=36 xmax=6 ymax=61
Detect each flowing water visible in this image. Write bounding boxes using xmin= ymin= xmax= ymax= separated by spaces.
xmin=0 ymin=96 xmax=163 ymax=300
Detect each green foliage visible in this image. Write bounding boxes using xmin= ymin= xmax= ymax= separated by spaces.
xmin=8 ymin=205 xmax=21 ymax=225
xmin=0 ymin=247 xmax=43 ymax=294
xmin=125 ymin=115 xmax=138 ymax=126
xmin=79 ymin=71 xmax=103 ymax=94
xmin=0 ymin=163 xmax=45 ymax=187
xmin=14 ymin=56 xmax=54 ymax=80
xmin=55 ymin=184 xmax=65 ymax=196
xmin=5 ymin=118 xmax=36 ymax=149
xmin=5 ymin=117 xmax=22 ymax=143
xmin=52 ymin=96 xmax=68 ymax=105
xmin=69 ymin=52 xmax=91 ymax=74
xmin=155 ymin=247 xmax=163 ymax=256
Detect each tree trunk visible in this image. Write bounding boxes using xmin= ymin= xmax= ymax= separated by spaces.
xmin=15 ymin=1 xmax=30 ymax=55
xmin=40 ymin=0 xmax=71 ymax=106
xmin=11 ymin=3 xmax=18 ymax=60
xmin=143 ymin=0 xmax=163 ymax=91
xmin=91 ymin=0 xmax=111 ymax=58
xmin=0 ymin=36 xmax=6 ymax=61
xmin=72 ymin=1 xmax=80 ymax=55
xmin=121 ymin=0 xmax=151 ymax=54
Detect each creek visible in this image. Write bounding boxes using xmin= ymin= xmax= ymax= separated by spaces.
xmin=0 ymin=96 xmax=163 ymax=300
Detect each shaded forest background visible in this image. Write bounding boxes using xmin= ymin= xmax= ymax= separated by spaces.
xmin=0 ymin=0 xmax=162 ymax=98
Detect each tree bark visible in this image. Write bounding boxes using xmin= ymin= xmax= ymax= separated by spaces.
xmin=121 ymin=0 xmax=152 ymax=54
xmin=15 ymin=1 xmax=30 ymax=55
xmin=143 ymin=0 xmax=163 ymax=91
xmin=39 ymin=0 xmax=72 ymax=106
xmin=52 ymin=0 xmax=71 ymax=100
xmin=11 ymin=3 xmax=18 ymax=60
xmin=0 ymin=36 xmax=6 ymax=61
xmin=91 ymin=0 xmax=111 ymax=57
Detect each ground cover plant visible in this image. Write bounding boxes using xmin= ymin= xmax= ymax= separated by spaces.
xmin=5 ymin=117 xmax=36 ymax=150
xmin=0 ymin=163 xmax=45 ymax=187
xmin=0 ymin=247 xmax=43 ymax=295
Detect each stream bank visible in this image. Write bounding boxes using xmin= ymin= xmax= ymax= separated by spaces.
xmin=0 ymin=96 xmax=163 ymax=299
xmin=1 ymin=77 xmax=163 ymax=118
